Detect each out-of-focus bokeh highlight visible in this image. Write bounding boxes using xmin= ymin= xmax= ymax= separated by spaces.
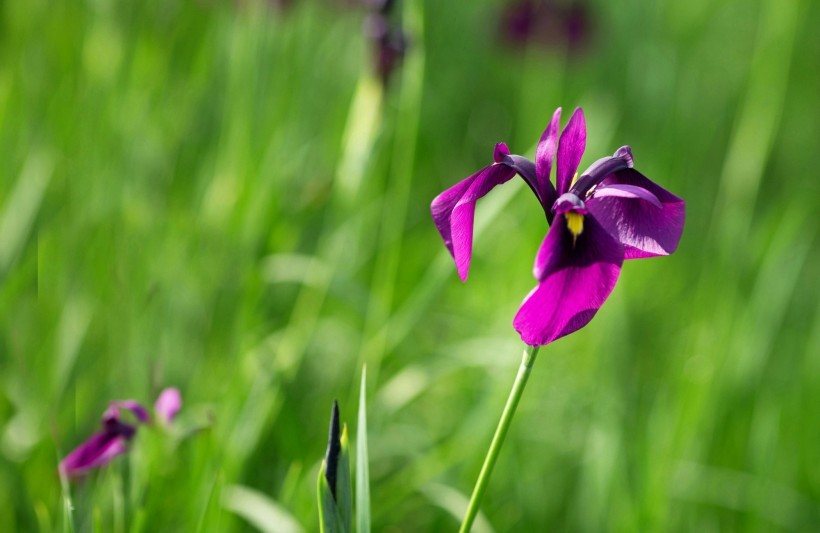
xmin=1 ymin=0 xmax=819 ymax=530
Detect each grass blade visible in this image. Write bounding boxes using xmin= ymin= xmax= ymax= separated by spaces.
xmin=356 ymin=367 xmax=370 ymax=533
xmin=222 ymin=484 xmax=304 ymax=533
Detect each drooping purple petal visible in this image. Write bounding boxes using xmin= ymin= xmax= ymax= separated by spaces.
xmin=586 ymin=168 xmax=685 ymax=259
xmin=534 ymin=107 xmax=561 ymax=207
xmin=60 ymin=415 xmax=138 ymax=477
xmin=555 ymin=107 xmax=586 ymax=196
xmin=60 ymin=431 xmax=130 ymax=477
xmin=60 ymin=396 xmax=150 ymax=478
xmin=155 ymin=388 xmax=182 ymax=424
xmin=431 ymin=144 xmax=517 ymax=281
xmin=514 ymin=213 xmax=623 ymax=346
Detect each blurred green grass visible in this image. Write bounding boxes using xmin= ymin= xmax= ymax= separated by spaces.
xmin=1 ymin=0 xmax=819 ymax=530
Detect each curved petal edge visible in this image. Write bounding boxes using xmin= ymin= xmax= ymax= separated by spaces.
xmin=431 ymin=161 xmax=517 ymax=281
xmin=587 ymin=168 xmax=684 ymax=259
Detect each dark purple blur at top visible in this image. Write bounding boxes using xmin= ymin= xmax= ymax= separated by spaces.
xmin=501 ymin=0 xmax=592 ymax=53
xmin=363 ymin=0 xmax=407 ymax=85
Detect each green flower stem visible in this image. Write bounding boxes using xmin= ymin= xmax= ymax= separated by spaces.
xmin=459 ymin=344 xmax=540 ymax=533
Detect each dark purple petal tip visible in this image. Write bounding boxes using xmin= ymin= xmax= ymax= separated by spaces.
xmin=614 ymin=146 xmax=634 ymax=168
xmin=493 ymin=143 xmax=510 ymax=163
xmin=110 ymin=400 xmax=151 ymax=424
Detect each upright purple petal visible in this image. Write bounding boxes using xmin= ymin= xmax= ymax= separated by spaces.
xmin=431 ymin=145 xmax=517 ymax=281
xmin=555 ymin=107 xmax=586 ymax=196
xmin=514 ymin=213 xmax=623 ymax=346
xmin=586 ymin=168 xmax=685 ymax=259
xmin=60 ymin=432 xmax=130 ymax=477
xmin=534 ymin=107 xmax=561 ymax=207
xmin=155 ymin=388 xmax=182 ymax=424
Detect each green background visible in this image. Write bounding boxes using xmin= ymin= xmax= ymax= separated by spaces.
xmin=2 ymin=0 xmax=819 ymax=530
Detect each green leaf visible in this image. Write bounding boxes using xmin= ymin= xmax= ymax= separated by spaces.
xmin=317 ymin=462 xmax=345 ymax=533
xmin=356 ymin=367 xmax=371 ymax=533
xmin=337 ymin=425 xmax=352 ymax=533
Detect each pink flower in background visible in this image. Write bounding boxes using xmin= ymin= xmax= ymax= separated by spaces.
xmin=154 ymin=387 xmax=182 ymax=425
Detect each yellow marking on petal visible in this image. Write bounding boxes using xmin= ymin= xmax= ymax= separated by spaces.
xmin=565 ymin=212 xmax=584 ymax=246
xmin=571 ymin=172 xmax=579 ymax=186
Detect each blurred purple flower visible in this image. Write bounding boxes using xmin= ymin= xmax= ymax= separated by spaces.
xmin=60 ymin=388 xmax=182 ymax=478
xmin=431 ymin=107 xmax=684 ymax=346
xmin=59 ymin=401 xmax=148 ymax=478
xmin=364 ymin=11 xmax=407 ymax=85
xmin=501 ymin=0 xmax=591 ymax=53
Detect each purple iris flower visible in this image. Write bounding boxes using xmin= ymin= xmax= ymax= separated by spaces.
xmin=60 ymin=388 xmax=182 ymax=477
xmin=431 ymin=107 xmax=684 ymax=346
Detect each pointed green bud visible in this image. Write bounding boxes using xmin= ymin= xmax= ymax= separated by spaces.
xmin=318 ymin=401 xmax=352 ymax=533
xmin=324 ymin=401 xmax=341 ymax=499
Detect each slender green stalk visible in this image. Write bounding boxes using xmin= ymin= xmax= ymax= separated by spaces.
xmin=459 ymin=345 xmax=540 ymax=533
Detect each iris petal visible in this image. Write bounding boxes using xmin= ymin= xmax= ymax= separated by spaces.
xmin=431 ymin=148 xmax=517 ymax=281
xmin=515 ymin=213 xmax=623 ymax=346
xmin=155 ymin=388 xmax=182 ymax=424
xmin=534 ymin=107 xmax=561 ymax=208
xmin=586 ymin=168 xmax=685 ymax=259
xmin=555 ymin=107 xmax=586 ymax=196
xmin=570 ymin=147 xmax=634 ymax=198
xmin=499 ymin=154 xmax=538 ymax=200
xmin=59 ymin=430 xmax=130 ymax=477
